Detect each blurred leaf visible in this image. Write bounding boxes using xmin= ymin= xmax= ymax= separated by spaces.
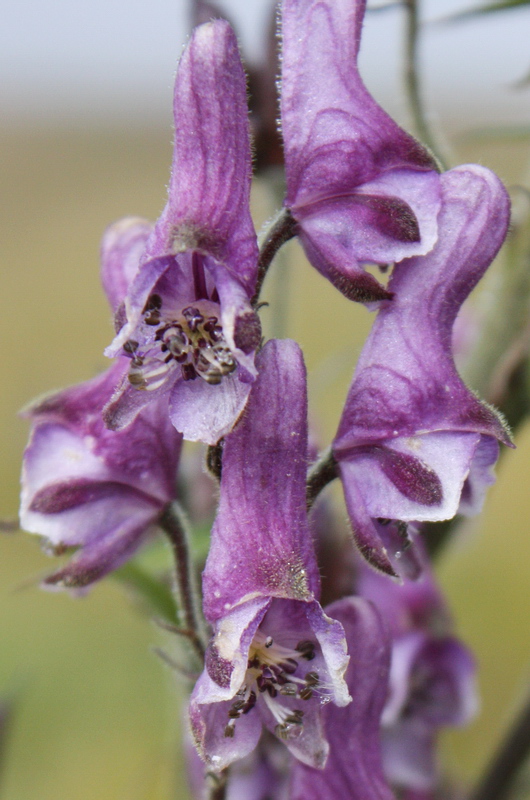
xmin=0 ymin=697 xmax=15 ymax=793
xmin=442 ymin=0 xmax=530 ymax=22
xmin=113 ymin=561 xmax=177 ymax=623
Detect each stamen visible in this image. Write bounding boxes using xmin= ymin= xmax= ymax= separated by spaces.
xmin=125 ymin=300 xmax=239 ymax=391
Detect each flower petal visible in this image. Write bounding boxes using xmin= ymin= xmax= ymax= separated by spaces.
xmin=281 ymin=0 xmax=437 ymax=211
xmin=290 ymin=597 xmax=393 ymax=799
xmin=144 ymin=20 xmax=258 ymax=293
xmin=201 ymin=339 xmax=317 ymax=621
xmin=100 ymin=217 xmax=153 ymax=314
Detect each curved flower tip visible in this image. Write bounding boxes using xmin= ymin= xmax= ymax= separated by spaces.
xmin=20 ymin=360 xmax=181 ymax=588
xmin=189 ymin=340 xmax=350 ymax=770
xmin=333 ymin=165 xmax=511 ymax=574
xmin=102 ymin=20 xmax=260 ymax=444
xmin=290 ymin=597 xmax=394 ymax=800
xmin=281 ymin=0 xmax=442 ymax=302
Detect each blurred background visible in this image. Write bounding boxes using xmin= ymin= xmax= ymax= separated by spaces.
xmin=1 ymin=0 xmax=530 ymax=798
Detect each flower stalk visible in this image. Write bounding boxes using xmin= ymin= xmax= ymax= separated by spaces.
xmin=159 ymin=502 xmax=206 ymax=662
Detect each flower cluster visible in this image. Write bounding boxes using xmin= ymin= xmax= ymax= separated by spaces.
xmin=18 ymin=0 xmax=513 ymax=796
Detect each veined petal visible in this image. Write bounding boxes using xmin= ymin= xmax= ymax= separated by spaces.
xmin=20 ymin=362 xmax=181 ymax=587
xmin=333 ymin=166 xmax=511 ymax=566
xmin=281 ymin=0 xmax=436 ymax=209
xmin=144 ymin=20 xmax=258 ymax=293
xmin=335 ymin=166 xmax=511 ymax=448
xmin=169 ymin=370 xmax=251 ymax=445
xmin=202 ymin=339 xmax=316 ymax=621
xmin=281 ymin=0 xmax=440 ymax=300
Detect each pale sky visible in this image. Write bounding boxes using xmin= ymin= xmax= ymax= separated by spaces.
xmin=1 ymin=0 xmax=529 ymax=131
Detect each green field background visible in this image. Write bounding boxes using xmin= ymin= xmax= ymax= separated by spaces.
xmin=1 ymin=126 xmax=529 ymax=799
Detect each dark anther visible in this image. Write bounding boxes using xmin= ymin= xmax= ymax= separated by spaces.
xmin=181 ymin=363 xmax=197 ymax=381
xmin=295 ymin=641 xmax=316 ymax=660
xmin=285 ymin=710 xmax=304 ymax=724
xmin=242 ymin=691 xmax=257 ymax=714
xmin=123 ymin=339 xmax=138 ymax=354
xmin=247 ymin=656 xmax=260 ymax=669
xmin=280 ymin=658 xmax=298 ymax=674
xmin=128 ymin=373 xmax=145 ymax=386
xmin=131 ymin=356 xmax=144 ymax=367
xmin=279 ymin=683 xmax=297 ymax=696
xmin=299 ymin=687 xmax=313 ymax=701
xmin=224 ymin=724 xmax=235 ymax=738
xmin=305 ymin=671 xmax=319 ymax=687
xmin=144 ymin=294 xmax=162 ymax=312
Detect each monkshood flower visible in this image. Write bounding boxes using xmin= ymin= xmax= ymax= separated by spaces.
xmin=289 ymin=597 xmax=394 ymax=800
xmin=333 ymin=165 xmax=512 ymax=575
xmin=280 ymin=0 xmax=442 ymax=302
xmin=189 ymin=340 xmax=351 ymax=771
xmin=19 ymin=221 xmax=182 ymax=589
xmin=358 ymin=550 xmax=477 ymax=793
xmin=104 ymin=20 xmax=260 ymax=445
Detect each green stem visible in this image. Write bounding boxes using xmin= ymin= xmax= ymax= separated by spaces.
xmin=306 ymin=449 xmax=338 ymax=511
xmin=159 ymin=502 xmax=206 ymax=661
xmin=403 ymin=0 xmax=449 ymax=170
xmin=252 ymin=208 xmax=297 ymax=307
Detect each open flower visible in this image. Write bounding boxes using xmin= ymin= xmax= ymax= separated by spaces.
xmin=20 ymin=222 xmax=182 ymax=589
xmin=189 ymin=340 xmax=350 ymax=771
xmin=289 ymin=597 xmax=394 ymax=800
xmin=358 ymin=546 xmax=477 ymax=793
xmin=104 ymin=20 xmax=260 ymax=445
xmin=333 ymin=165 xmax=512 ymax=574
xmin=280 ymin=0 xmax=442 ymax=302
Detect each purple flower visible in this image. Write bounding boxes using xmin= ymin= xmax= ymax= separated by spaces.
xmin=19 ymin=219 xmax=182 ymax=589
xmin=289 ymin=597 xmax=394 ymax=800
xmin=280 ymin=0 xmax=442 ymax=302
xmin=358 ymin=547 xmax=477 ymax=793
xmin=189 ymin=340 xmax=350 ymax=771
xmin=104 ymin=20 xmax=260 ymax=445
xmin=333 ymin=165 xmax=512 ymax=574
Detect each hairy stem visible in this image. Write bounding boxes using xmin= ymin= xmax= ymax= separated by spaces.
xmin=306 ymin=448 xmax=338 ymax=511
xmin=470 ymin=689 xmax=530 ymax=800
xmin=159 ymin=502 xmax=206 ymax=661
xmin=403 ymin=0 xmax=448 ymax=170
xmin=208 ymin=771 xmax=228 ymax=800
xmin=252 ymin=208 xmax=297 ymax=307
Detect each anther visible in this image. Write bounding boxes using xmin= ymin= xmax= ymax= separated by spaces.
xmin=265 ymin=636 xmax=274 ymax=648
xmin=295 ymin=641 xmax=316 ymax=660
xmin=224 ymin=722 xmax=235 ymax=739
xmin=305 ymin=671 xmax=319 ymax=687
xmin=123 ymin=339 xmax=138 ymax=354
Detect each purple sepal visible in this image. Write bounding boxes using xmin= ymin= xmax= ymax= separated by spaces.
xmin=190 ymin=341 xmax=350 ymax=769
xmin=202 ymin=340 xmax=317 ymax=618
xmin=103 ymin=21 xmax=259 ymax=443
xmin=100 ymin=217 xmax=153 ymax=315
xmin=358 ymin=546 xmax=477 ymax=792
xmin=20 ymin=360 xmax=181 ymax=588
xmin=289 ymin=597 xmax=394 ymax=800
xmin=334 ymin=166 xmax=511 ymax=571
xmin=281 ymin=0 xmax=442 ymax=301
